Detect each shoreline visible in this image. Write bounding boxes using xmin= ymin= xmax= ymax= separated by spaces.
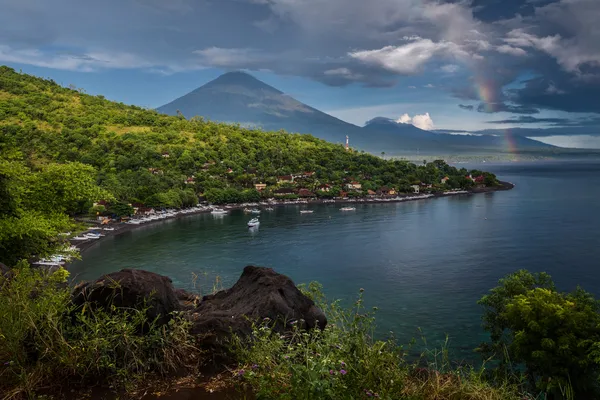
xmin=68 ymin=181 xmax=514 ymax=259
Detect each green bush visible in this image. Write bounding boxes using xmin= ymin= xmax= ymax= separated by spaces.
xmin=479 ymin=270 xmax=600 ymax=398
xmin=0 ymin=263 xmax=199 ymax=398
xmin=230 ymin=282 xmax=528 ymax=400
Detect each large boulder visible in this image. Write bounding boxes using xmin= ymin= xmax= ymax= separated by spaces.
xmin=191 ymin=266 xmax=327 ymax=346
xmin=72 ymin=269 xmax=179 ymax=327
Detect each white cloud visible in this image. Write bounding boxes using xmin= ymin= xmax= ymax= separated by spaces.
xmin=412 ymin=112 xmax=435 ymax=130
xmin=545 ymin=83 xmax=565 ymax=94
xmin=0 ymin=44 xmax=181 ymax=72
xmin=395 ymin=112 xmax=435 ymax=130
xmin=323 ymin=67 xmax=363 ymax=80
xmin=396 ymin=113 xmax=412 ymax=124
xmin=192 ymin=47 xmax=273 ymax=67
xmin=349 ymin=38 xmax=473 ymax=75
xmin=424 ymin=83 xmax=435 ymax=88
xmin=408 ymin=85 xmax=417 ymax=89
xmin=496 ymin=44 xmax=527 ymax=56
xmin=504 ymin=28 xmax=600 ymax=74
xmin=440 ymin=64 xmax=459 ymax=73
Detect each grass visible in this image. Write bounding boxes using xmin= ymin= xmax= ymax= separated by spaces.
xmin=0 ymin=263 xmax=200 ymax=399
xmin=229 ymin=282 xmax=533 ymax=400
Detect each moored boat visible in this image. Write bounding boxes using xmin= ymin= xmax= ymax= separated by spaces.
xmin=247 ymin=217 xmax=260 ymax=227
xmin=300 ymin=210 xmax=314 ymax=214
xmin=340 ymin=207 xmax=356 ymax=211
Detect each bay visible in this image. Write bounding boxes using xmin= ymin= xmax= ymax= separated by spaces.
xmin=69 ymin=160 xmax=600 ymax=357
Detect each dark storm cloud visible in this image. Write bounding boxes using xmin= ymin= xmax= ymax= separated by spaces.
xmin=486 ymin=116 xmax=570 ymax=124
xmin=458 ymin=104 xmax=475 ymax=110
xmin=0 ymin=0 xmax=599 ymax=115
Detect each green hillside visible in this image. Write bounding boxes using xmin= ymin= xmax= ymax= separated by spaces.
xmin=0 ymin=66 xmax=494 ymax=265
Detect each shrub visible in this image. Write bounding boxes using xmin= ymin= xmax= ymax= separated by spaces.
xmin=230 ymin=282 xmax=528 ymax=400
xmin=479 ymin=270 xmax=600 ymax=398
xmin=0 ymin=263 xmax=199 ymax=398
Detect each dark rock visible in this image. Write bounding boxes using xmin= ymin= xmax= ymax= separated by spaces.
xmin=191 ymin=266 xmax=327 ymax=350
xmin=175 ymin=288 xmax=201 ymax=311
xmin=72 ymin=269 xmax=179 ymax=327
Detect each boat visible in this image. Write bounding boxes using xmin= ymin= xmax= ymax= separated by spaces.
xmin=340 ymin=207 xmax=356 ymax=211
xmin=70 ymin=236 xmax=89 ymax=241
xmin=300 ymin=210 xmax=314 ymax=214
xmin=103 ymin=227 xmax=115 ymax=231
xmin=250 ymin=208 xmax=261 ymax=214
xmin=243 ymin=208 xmax=251 ymax=213
xmin=211 ymin=208 xmax=228 ymax=214
xmin=264 ymin=207 xmax=274 ymax=211
xmin=247 ymin=217 xmax=260 ymax=227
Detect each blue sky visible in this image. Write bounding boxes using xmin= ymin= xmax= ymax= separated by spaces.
xmin=1 ymin=0 xmax=599 ymax=146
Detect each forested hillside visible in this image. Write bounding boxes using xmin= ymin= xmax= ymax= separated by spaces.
xmin=0 ymin=66 xmax=494 ymax=265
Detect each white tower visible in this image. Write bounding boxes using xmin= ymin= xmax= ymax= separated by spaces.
xmin=345 ymin=135 xmax=349 ymax=151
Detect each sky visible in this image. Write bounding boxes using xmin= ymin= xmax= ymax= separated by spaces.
xmin=1 ymin=0 xmax=600 ymax=147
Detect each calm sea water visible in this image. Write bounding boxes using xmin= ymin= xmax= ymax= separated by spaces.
xmin=70 ymin=161 xmax=600 ymax=357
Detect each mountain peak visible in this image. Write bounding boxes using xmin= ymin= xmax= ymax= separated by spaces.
xmin=365 ymin=117 xmax=397 ymax=126
xmin=200 ymin=70 xmax=282 ymax=94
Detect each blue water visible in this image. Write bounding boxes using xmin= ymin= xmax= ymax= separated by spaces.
xmin=70 ymin=161 xmax=600 ymax=357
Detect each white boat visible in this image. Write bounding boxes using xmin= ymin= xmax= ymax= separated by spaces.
xmin=250 ymin=208 xmax=261 ymax=214
xmin=70 ymin=236 xmax=89 ymax=241
xmin=340 ymin=207 xmax=356 ymax=211
xmin=247 ymin=217 xmax=260 ymax=227
xmin=103 ymin=227 xmax=115 ymax=231
xmin=265 ymin=207 xmax=274 ymax=211
xmin=211 ymin=208 xmax=228 ymax=214
xmin=300 ymin=210 xmax=314 ymax=214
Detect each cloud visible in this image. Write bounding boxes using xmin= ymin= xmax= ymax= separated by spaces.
xmin=424 ymin=83 xmax=435 ymax=88
xmin=458 ymin=104 xmax=475 ymax=110
xmin=349 ymin=38 xmax=474 ymax=75
xmin=476 ymin=102 xmax=540 ymax=114
xmin=530 ymin=135 xmax=600 ymax=149
xmin=396 ymin=113 xmax=412 ymax=124
xmin=412 ymin=112 xmax=435 ymax=130
xmin=408 ymin=85 xmax=417 ymax=89
xmin=1 ymin=0 xmax=599 ymax=117
xmin=496 ymin=44 xmax=527 ymax=56
xmin=440 ymin=64 xmax=460 ymax=73
xmin=486 ymin=116 xmax=571 ymax=124
xmin=396 ymin=112 xmax=435 ymax=130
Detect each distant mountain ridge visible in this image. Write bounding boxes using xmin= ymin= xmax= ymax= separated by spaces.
xmin=158 ymin=71 xmax=556 ymax=155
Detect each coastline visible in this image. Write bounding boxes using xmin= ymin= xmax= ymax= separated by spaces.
xmin=69 ymin=181 xmax=515 ymax=258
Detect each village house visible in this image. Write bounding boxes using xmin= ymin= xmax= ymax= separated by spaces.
xmin=298 ymin=188 xmax=315 ymax=198
xmin=317 ymin=183 xmax=331 ymax=192
xmin=441 ymin=176 xmax=450 ymax=184
xmin=185 ymin=176 xmax=195 ymax=185
xmin=254 ymin=183 xmax=267 ymax=191
xmin=367 ymin=189 xmax=376 ymax=197
xmin=411 ymin=184 xmax=420 ymax=194
xmin=161 ymin=152 xmax=170 ymax=158
xmin=346 ymin=181 xmax=362 ymax=190
xmin=378 ymin=186 xmax=397 ymax=196
xmin=303 ymin=171 xmax=315 ymax=178
xmin=226 ymin=168 xmax=234 ymax=174
xmin=273 ymin=188 xmax=296 ymax=196
xmin=278 ymin=175 xmax=294 ymax=183
xmin=148 ymin=167 xmax=163 ymax=175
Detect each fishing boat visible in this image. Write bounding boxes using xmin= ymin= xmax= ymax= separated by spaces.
xmin=250 ymin=208 xmax=261 ymax=214
xmin=300 ymin=210 xmax=314 ymax=214
xmin=247 ymin=217 xmax=260 ymax=227
xmin=264 ymin=207 xmax=274 ymax=211
xmin=340 ymin=207 xmax=356 ymax=211
xmin=211 ymin=208 xmax=228 ymax=214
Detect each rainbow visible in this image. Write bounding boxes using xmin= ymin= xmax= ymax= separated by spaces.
xmin=474 ymin=77 xmax=519 ymax=160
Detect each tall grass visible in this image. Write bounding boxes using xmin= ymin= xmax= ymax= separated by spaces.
xmin=0 ymin=263 xmax=199 ymax=399
xmin=230 ymin=282 xmax=532 ymax=400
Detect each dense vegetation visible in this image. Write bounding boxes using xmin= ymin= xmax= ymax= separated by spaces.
xmin=4 ymin=66 xmax=594 ymax=399
xmin=0 ymin=263 xmax=197 ymax=399
xmin=0 ymin=66 xmax=497 ymax=266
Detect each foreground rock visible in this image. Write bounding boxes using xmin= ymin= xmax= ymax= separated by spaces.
xmin=0 ymin=262 xmax=10 ymax=278
xmin=72 ymin=268 xmax=179 ymax=327
xmin=190 ymin=265 xmax=327 ymax=349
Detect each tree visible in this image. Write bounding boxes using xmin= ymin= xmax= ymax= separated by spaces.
xmin=479 ymin=270 xmax=600 ymax=397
